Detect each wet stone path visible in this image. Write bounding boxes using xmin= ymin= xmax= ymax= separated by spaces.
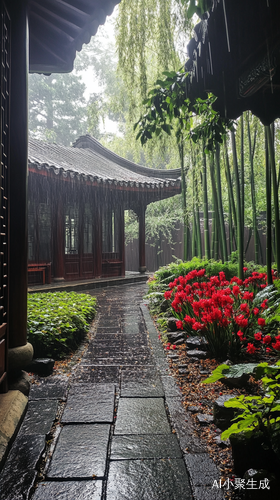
xmin=0 ymin=283 xmax=223 ymax=500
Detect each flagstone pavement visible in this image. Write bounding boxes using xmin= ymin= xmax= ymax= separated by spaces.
xmin=0 ymin=283 xmax=224 ymax=500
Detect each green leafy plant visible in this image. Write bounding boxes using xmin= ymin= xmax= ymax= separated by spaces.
xmin=204 ymin=360 xmax=280 ymax=462
xmin=203 ymin=363 xmax=258 ymax=384
xmin=221 ymin=362 xmax=280 ymax=447
xmin=27 ymin=291 xmax=97 ymax=358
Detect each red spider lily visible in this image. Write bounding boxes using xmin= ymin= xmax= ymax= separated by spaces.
xmin=164 ymin=268 xmax=277 ymax=359
xmin=272 ymin=341 xmax=280 ymax=351
xmin=258 ymin=317 xmax=266 ymax=327
xmin=247 ymin=343 xmax=257 ymax=354
xmin=263 ymin=335 xmax=272 ymax=344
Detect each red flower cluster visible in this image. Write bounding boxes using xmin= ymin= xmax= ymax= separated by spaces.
xmin=164 ymin=268 xmax=278 ymax=359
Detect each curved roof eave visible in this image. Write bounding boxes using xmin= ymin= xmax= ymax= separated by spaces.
xmin=29 ymin=0 xmax=121 ymax=74
xmin=73 ymin=135 xmax=181 ymax=180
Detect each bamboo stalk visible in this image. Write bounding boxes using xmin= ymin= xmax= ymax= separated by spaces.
xmin=178 ymin=141 xmax=188 ymax=261
xmin=193 ymin=155 xmax=202 ymax=259
xmin=215 ymin=144 xmax=228 ymax=262
xmin=240 ymin=114 xmax=245 ymax=239
xmin=202 ymin=146 xmax=210 ymax=259
xmin=210 ymin=153 xmax=220 ymax=260
xmin=265 ymin=124 xmax=280 ymax=275
xmin=223 ymin=138 xmax=237 ymax=229
xmin=265 ymin=128 xmax=272 ymax=284
xmin=231 ymin=129 xmax=244 ymax=280
xmin=247 ymin=112 xmax=259 ymax=264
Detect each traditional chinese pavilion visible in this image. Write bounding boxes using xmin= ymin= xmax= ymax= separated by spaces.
xmin=28 ymin=135 xmax=180 ymax=282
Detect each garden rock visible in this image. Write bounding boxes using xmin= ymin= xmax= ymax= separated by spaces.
xmin=230 ymin=432 xmax=280 ymax=476
xmin=167 ymin=317 xmax=178 ymax=332
xmin=196 ymin=414 xmax=214 ymax=425
xmin=188 ymin=406 xmax=201 ymax=413
xmin=187 ymin=350 xmax=207 ymax=359
xmin=178 ymin=368 xmax=188 ymax=376
xmin=167 ymin=353 xmax=179 ymax=360
xmin=221 ymin=373 xmax=250 ymax=389
xmin=213 ymin=394 xmax=239 ymax=430
xmin=166 ymin=332 xmax=184 ymax=343
xmin=186 ymin=337 xmax=208 ymax=351
xmin=243 ymin=469 xmax=279 ymax=500
xmin=27 ymin=358 xmax=55 ymax=376
xmin=160 ymin=299 xmax=169 ymax=312
xmin=213 ymin=435 xmax=230 ymax=448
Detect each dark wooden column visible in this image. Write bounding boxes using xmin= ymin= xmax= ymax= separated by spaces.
xmin=138 ymin=205 xmax=147 ymax=274
xmin=9 ymin=0 xmax=28 ymax=348
xmin=8 ymin=0 xmax=33 ymax=371
xmin=120 ymin=206 xmax=125 ymax=276
xmin=94 ymin=205 xmax=102 ymax=277
xmin=53 ymin=195 xmax=65 ymax=281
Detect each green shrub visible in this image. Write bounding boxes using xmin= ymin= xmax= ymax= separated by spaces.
xmin=27 ymin=291 xmax=97 ymax=359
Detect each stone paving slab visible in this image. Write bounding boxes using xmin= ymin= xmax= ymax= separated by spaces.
xmin=96 ymin=326 xmax=121 ymax=333
xmin=47 ymin=424 xmax=110 ymax=479
xmin=192 ymin=486 xmax=225 ymax=500
xmin=18 ymin=400 xmax=58 ymax=435
xmin=74 ymin=365 xmax=119 ymax=383
xmin=29 ymin=380 xmax=69 ymax=401
xmin=183 ymin=453 xmax=221 ymax=487
xmin=62 ymin=384 xmax=115 ymax=423
xmin=32 ymin=480 xmax=103 ymax=500
xmin=81 ymin=355 xmax=153 ymax=366
xmin=161 ymin=376 xmax=182 ymax=397
xmin=166 ymin=397 xmax=205 ymax=453
xmin=86 ymin=346 xmax=152 ymax=357
xmin=0 ymin=435 xmax=46 ymax=500
xmin=114 ymin=398 xmax=171 ymax=435
xmin=111 ymin=434 xmax=182 ymax=460
xmin=107 ymin=459 xmax=192 ymax=500
xmin=120 ymin=365 xmax=160 ymax=382
xmin=120 ymin=379 xmax=164 ymax=397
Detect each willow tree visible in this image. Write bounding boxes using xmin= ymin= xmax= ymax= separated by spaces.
xmin=116 ymin=0 xmax=182 ymax=116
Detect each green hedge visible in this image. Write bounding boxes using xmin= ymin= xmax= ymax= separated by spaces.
xmin=27 ymin=291 xmax=97 ymax=359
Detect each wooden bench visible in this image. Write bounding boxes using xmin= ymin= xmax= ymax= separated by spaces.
xmin=28 ymin=262 xmax=52 ymax=285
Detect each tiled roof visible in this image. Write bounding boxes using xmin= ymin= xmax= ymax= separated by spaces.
xmin=28 ymin=137 xmax=181 ymax=190
xmin=29 ymin=0 xmax=121 ymax=73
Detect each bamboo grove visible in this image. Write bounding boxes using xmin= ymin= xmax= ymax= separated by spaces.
xmin=134 ymin=70 xmax=280 ymax=281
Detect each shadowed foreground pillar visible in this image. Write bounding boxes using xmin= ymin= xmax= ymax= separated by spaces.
xmin=8 ymin=0 xmax=33 ymax=373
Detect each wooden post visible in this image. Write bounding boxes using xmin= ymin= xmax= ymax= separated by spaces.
xmin=8 ymin=0 xmax=33 ymax=371
xmin=120 ymin=207 xmax=125 ymax=276
xmin=94 ymin=205 xmax=102 ymax=277
xmin=53 ymin=194 xmax=65 ymax=281
xmin=138 ymin=205 xmax=146 ymax=274
xmin=9 ymin=0 xmax=28 ymax=348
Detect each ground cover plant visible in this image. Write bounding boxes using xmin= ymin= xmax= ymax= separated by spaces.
xmin=27 ymin=291 xmax=97 ymax=358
